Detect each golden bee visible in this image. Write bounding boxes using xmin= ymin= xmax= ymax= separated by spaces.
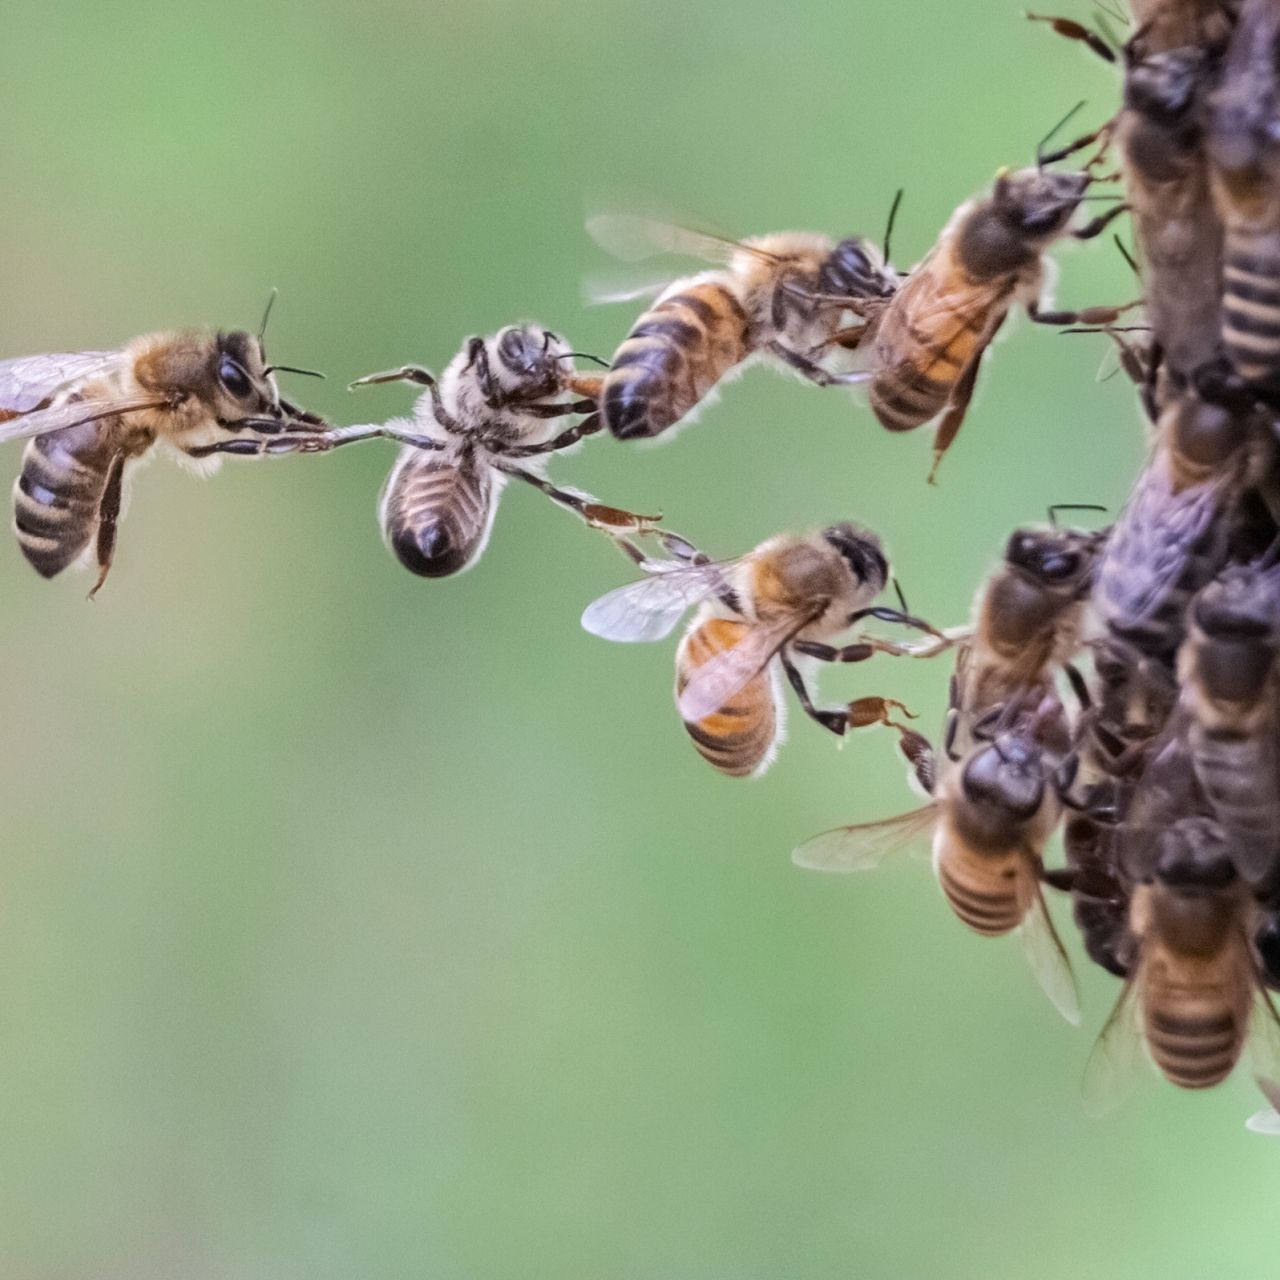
xmin=196 ymin=324 xmax=663 ymax=576
xmin=855 ymin=161 xmax=1132 ymax=480
xmin=0 ymin=319 xmax=326 ymax=595
xmin=793 ymin=696 xmax=1083 ymax=1023
xmin=586 ymin=214 xmax=900 ymax=440
xmin=1087 ymin=814 xmax=1279 ymax=1100
xmin=580 ymin=522 xmax=938 ymax=778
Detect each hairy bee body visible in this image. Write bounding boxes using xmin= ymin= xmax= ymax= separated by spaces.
xmin=0 ymin=328 xmax=323 ymax=591
xmin=676 ymin=615 xmax=782 ymax=777
xmin=379 ymin=443 xmax=499 ymax=579
xmin=602 ymin=277 xmax=752 ymax=441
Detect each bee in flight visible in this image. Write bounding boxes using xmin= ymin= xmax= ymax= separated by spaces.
xmin=197 ymin=323 xmax=666 ymax=576
xmin=852 ymin=125 xmax=1134 ymax=479
xmin=580 ymin=523 xmax=940 ymax=778
xmin=0 ymin=309 xmax=326 ymax=595
xmin=585 ymin=207 xmax=901 ymax=441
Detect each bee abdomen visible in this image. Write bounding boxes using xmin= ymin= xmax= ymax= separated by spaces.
xmin=1146 ymin=1005 xmax=1242 ymax=1088
xmin=677 ymin=619 xmax=776 ymax=777
xmin=11 ymin=429 xmax=108 ymax=579
xmin=602 ymin=283 xmax=750 ymax=440
xmin=1191 ymin=729 xmax=1280 ymax=868
xmin=1222 ymin=227 xmax=1280 ymax=382
xmin=937 ymin=859 xmax=1020 ymax=936
xmin=868 ymin=364 xmax=954 ymax=433
xmin=379 ymin=448 xmax=494 ymax=579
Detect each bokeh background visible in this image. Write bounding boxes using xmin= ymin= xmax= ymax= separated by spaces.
xmin=0 ymin=2 xmax=1271 ymax=1276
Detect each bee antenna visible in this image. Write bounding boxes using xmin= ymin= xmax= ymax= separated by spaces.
xmin=258 ymin=287 xmax=279 ymax=346
xmin=557 ymin=351 xmax=611 ymax=369
xmin=1047 ymin=503 xmax=1108 ymax=527
xmin=265 ymin=364 xmax=327 ymax=380
xmin=892 ymin=575 xmax=910 ymax=614
xmin=1037 ymin=100 xmax=1087 ymax=167
xmin=1112 ymin=233 xmax=1141 ymax=279
xmin=882 ymin=188 xmax=904 ymax=263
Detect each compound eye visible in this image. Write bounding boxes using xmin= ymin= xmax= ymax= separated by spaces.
xmin=219 ymin=356 xmax=253 ymax=400
xmin=1040 ymin=551 xmax=1080 ymax=581
xmin=499 ymin=329 xmax=530 ymax=368
xmin=1019 ymin=209 xmax=1062 ymax=234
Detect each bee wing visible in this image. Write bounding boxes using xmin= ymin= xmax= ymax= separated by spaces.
xmin=0 ymin=393 xmax=175 ymax=445
xmin=1016 ymin=862 xmax=1082 ymax=1025
xmin=585 ymin=214 xmax=778 ymax=266
xmin=791 ymin=803 xmax=938 ymax=872
xmin=582 ymin=271 xmax=674 ymax=308
xmin=580 ymin=558 xmax=740 ymax=644
xmin=676 ymin=613 xmax=806 ymax=723
xmin=0 ymin=350 xmax=123 ymax=414
xmin=1098 ymin=460 xmax=1225 ymax=624
xmin=1081 ymin=965 xmax=1146 ymax=1118
xmin=1246 ymin=1075 xmax=1280 ymax=1135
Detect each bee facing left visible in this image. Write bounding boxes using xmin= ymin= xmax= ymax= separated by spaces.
xmin=0 ymin=323 xmax=326 ymax=595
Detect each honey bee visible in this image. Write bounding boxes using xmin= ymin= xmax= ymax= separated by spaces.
xmin=1118 ymin=42 xmax=1225 ymax=378
xmin=857 ymin=161 xmax=1132 ymax=480
xmin=0 ymin=322 xmax=326 ymax=595
xmin=580 ymin=523 xmax=938 ymax=778
xmin=196 ymin=324 xmax=664 ymax=576
xmin=1208 ymin=0 xmax=1280 ymax=389
xmin=1095 ymin=387 xmax=1263 ymax=663
xmin=1086 ymin=814 xmax=1280 ymax=1102
xmin=585 ymin=213 xmax=900 ymax=440
xmin=793 ymin=697 xmax=1082 ymax=1023
xmin=1176 ymin=561 xmax=1280 ymax=887
xmin=946 ymin=519 xmax=1104 ymax=759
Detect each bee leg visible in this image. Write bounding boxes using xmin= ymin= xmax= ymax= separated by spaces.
xmin=515 ymin=399 xmax=601 ymax=421
xmin=349 ymin=365 xmax=463 ymax=433
xmin=927 ymin=343 xmax=991 ymax=485
xmin=892 ymin=723 xmax=937 ymax=796
xmin=779 ymin=654 xmax=847 ymax=736
xmin=1028 ymin=297 xmax=1141 ymax=325
xmin=187 ymin=424 xmax=445 ymax=459
xmin=847 ymin=695 xmax=919 ymax=728
xmin=791 ymin=639 xmax=877 ymax=664
xmin=845 ymin=605 xmax=945 ymax=639
xmin=498 ymin=413 xmax=605 ymax=457
xmin=943 ymin=707 xmax=962 ymax=763
xmin=1025 ymin=14 xmax=1117 ymax=64
xmin=1063 ymin=662 xmax=1092 ymax=712
xmin=87 ymin=452 xmax=126 ymax=601
xmin=1070 ymin=203 xmax=1132 ymax=242
xmin=767 ymin=342 xmax=866 ymax=387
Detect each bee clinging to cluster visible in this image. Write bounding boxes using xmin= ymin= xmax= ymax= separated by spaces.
xmin=4 ymin=0 xmax=1279 ymax=1131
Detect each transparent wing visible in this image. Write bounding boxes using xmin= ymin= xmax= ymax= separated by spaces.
xmin=583 ymin=271 xmax=674 ymax=308
xmin=792 ymin=803 xmax=938 ymax=872
xmin=580 ymin=558 xmax=741 ymax=643
xmin=585 ymin=214 xmax=778 ymax=266
xmin=1016 ymin=863 xmax=1082 ymax=1025
xmin=0 ymin=394 xmax=174 ymax=445
xmin=1246 ymin=1075 xmax=1280 ymax=1135
xmin=676 ymin=613 xmax=804 ymax=723
xmin=0 ymin=350 xmax=122 ymax=414
xmin=1097 ymin=458 xmax=1225 ymax=625
xmin=1082 ymin=965 xmax=1146 ymax=1118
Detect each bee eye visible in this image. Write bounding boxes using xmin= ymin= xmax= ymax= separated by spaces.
xmin=219 ymin=356 xmax=253 ymax=400
xmin=1041 ymin=552 xmax=1079 ymax=581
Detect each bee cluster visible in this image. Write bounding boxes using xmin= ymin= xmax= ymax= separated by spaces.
xmin=4 ymin=0 xmax=1280 ymax=1123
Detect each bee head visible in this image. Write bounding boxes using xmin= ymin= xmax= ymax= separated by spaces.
xmin=1004 ymin=526 xmax=1096 ymax=593
xmin=818 ymin=237 xmax=894 ymax=299
xmin=489 ymin=324 xmax=571 ymax=399
xmin=993 ymin=167 xmax=1088 ymax=238
xmin=960 ymin=734 xmax=1045 ymax=821
xmin=821 ymin=522 xmax=888 ymax=592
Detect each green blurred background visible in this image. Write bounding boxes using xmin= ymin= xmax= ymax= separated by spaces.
xmin=0 ymin=2 xmax=1271 ymax=1276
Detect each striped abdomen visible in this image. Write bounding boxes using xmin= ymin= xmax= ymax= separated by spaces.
xmin=867 ymin=268 xmax=1005 ymax=433
xmin=601 ymin=281 xmax=750 ymax=440
xmin=1143 ymin=984 xmax=1246 ymax=1088
xmin=676 ymin=618 xmax=777 ymax=777
xmin=935 ymin=840 xmax=1021 ymax=937
xmin=1222 ymin=225 xmax=1280 ymax=384
xmin=12 ymin=420 xmax=116 ymax=579
xmin=1189 ymin=726 xmax=1280 ymax=882
xmin=379 ymin=446 xmax=495 ymax=579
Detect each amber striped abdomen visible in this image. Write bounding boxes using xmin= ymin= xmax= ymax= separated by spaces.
xmin=1222 ymin=225 xmax=1280 ymax=384
xmin=936 ymin=841 xmax=1021 ymax=937
xmin=676 ymin=617 xmax=777 ymax=777
xmin=601 ymin=281 xmax=751 ymax=440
